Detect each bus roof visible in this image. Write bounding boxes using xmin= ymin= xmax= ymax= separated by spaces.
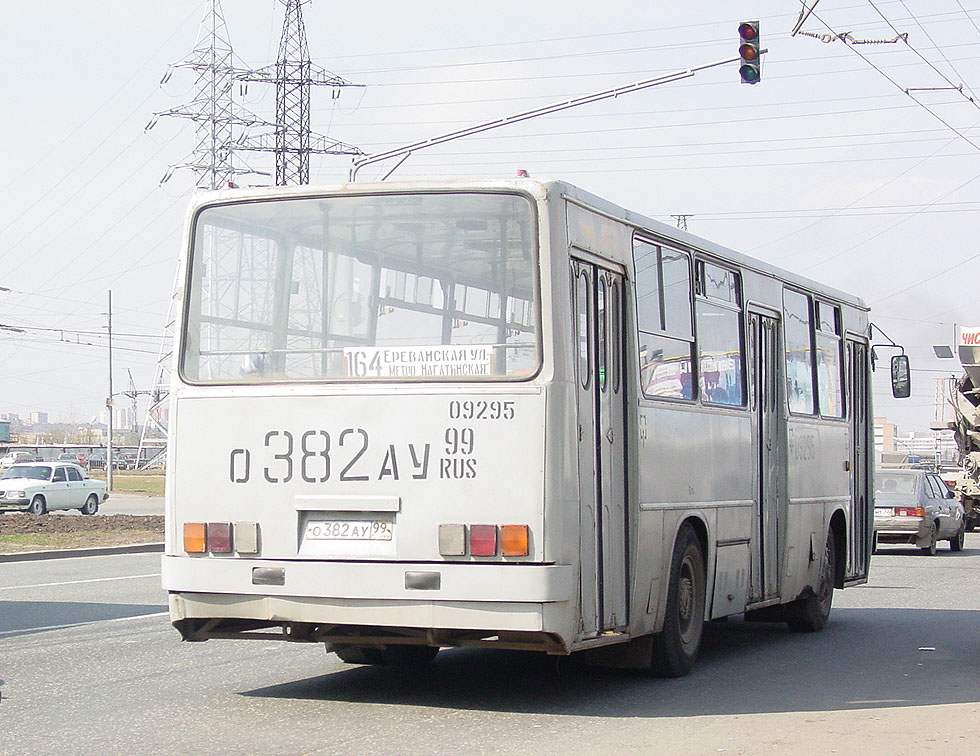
xmin=187 ymin=177 xmax=868 ymax=312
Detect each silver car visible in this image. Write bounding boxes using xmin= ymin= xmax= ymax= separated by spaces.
xmin=0 ymin=462 xmax=109 ymax=515
xmin=873 ymin=468 xmax=966 ymax=555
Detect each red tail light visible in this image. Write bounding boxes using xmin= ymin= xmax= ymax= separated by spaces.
xmin=208 ymin=522 xmax=233 ymax=553
xmin=469 ymin=524 xmax=498 ymax=556
xmin=896 ymin=507 xmax=925 ymax=517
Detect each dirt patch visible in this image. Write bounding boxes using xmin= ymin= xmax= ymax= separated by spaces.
xmin=0 ymin=514 xmax=163 ymax=553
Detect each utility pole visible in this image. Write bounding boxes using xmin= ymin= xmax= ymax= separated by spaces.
xmin=106 ymin=291 xmax=114 ymax=492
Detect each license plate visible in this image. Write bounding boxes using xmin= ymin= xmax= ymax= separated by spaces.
xmin=874 ymin=507 xmax=893 ymax=518
xmin=305 ymin=520 xmax=393 ymax=541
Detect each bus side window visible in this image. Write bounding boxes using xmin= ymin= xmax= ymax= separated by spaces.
xmin=576 ymin=269 xmax=591 ymax=390
xmin=634 ymin=239 xmax=694 ymax=400
xmin=815 ymin=300 xmax=844 ymax=418
xmin=696 ymin=262 xmax=745 ymax=406
xmin=783 ymin=289 xmax=816 ymax=415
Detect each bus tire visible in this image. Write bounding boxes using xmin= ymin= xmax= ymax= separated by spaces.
xmin=380 ymin=645 xmax=439 ymax=666
xmin=333 ymin=645 xmax=385 ymax=665
xmin=649 ymin=523 xmax=706 ymax=677
xmin=786 ymin=530 xmax=835 ymax=633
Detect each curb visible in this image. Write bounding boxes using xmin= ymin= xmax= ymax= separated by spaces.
xmin=0 ymin=542 xmax=164 ymax=563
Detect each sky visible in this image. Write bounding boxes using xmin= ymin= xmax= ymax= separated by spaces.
xmin=1 ymin=0 xmax=977 ymax=434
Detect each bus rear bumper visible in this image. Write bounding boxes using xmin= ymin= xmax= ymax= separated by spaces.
xmin=163 ymin=555 xmax=573 ymax=640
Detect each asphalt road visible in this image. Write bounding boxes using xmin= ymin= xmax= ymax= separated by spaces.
xmin=2 ymin=537 xmax=979 ymax=755
xmin=37 ymin=492 xmax=164 ymax=517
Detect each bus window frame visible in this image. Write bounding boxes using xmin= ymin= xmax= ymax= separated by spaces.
xmin=178 ymin=189 xmax=545 ymax=387
xmin=694 ymin=258 xmax=747 ymax=410
xmin=633 ymin=235 xmax=697 ymax=404
xmin=814 ymin=299 xmax=846 ymax=420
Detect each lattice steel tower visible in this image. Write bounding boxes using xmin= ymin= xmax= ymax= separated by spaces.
xmin=149 ymin=0 xmax=264 ymax=189
xmin=234 ymin=0 xmax=362 ymax=185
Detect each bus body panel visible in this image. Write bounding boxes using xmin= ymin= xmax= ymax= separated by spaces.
xmin=166 ymin=389 xmax=546 ymax=563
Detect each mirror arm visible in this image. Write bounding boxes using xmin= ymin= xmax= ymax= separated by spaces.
xmin=869 ymin=322 xmax=905 ymax=371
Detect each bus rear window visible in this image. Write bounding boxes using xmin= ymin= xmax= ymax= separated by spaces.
xmin=182 ymin=192 xmax=539 ymax=383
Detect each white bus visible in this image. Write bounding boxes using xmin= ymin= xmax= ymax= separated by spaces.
xmin=162 ymin=178 xmax=882 ymax=676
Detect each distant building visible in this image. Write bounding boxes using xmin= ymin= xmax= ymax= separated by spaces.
xmin=0 ymin=420 xmax=9 ymax=443
xmin=874 ymin=417 xmax=897 ymax=453
xmin=895 ymin=430 xmax=958 ymax=466
xmin=100 ymin=406 xmax=134 ymax=432
xmin=26 ymin=411 xmax=49 ymax=426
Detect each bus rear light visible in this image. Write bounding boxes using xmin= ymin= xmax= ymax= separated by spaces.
xmin=500 ymin=524 xmax=529 ymax=556
xmin=438 ymin=523 xmax=467 ymax=556
xmin=469 ymin=524 xmax=498 ymax=556
xmin=896 ymin=507 xmax=925 ymax=517
xmin=208 ymin=522 xmax=233 ymax=553
xmin=183 ymin=522 xmax=207 ymax=553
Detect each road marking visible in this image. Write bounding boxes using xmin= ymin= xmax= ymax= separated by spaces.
xmin=0 ymin=610 xmax=169 ymax=638
xmin=0 ymin=573 xmax=161 ymax=591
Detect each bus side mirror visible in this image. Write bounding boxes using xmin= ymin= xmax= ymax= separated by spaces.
xmin=891 ymin=354 xmax=911 ymax=399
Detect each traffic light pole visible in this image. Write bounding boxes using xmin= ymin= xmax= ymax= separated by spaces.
xmin=350 ymin=50 xmax=766 ymax=181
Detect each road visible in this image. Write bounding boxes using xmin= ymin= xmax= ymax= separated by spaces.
xmin=37 ymin=492 xmax=164 ymax=517
xmin=2 ymin=537 xmax=979 ymax=755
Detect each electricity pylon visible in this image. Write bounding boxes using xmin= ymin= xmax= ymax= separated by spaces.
xmin=232 ymin=0 xmax=363 ymax=185
xmin=148 ymin=0 xmax=265 ymax=189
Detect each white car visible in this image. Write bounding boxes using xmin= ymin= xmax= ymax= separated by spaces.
xmin=0 ymin=462 xmax=109 ymax=515
xmin=0 ymin=450 xmax=35 ymax=470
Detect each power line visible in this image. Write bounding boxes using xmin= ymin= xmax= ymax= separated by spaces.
xmin=807 ymin=4 xmax=980 ymax=154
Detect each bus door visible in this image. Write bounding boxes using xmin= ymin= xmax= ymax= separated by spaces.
xmin=748 ymin=311 xmax=784 ymax=602
xmin=572 ymin=257 xmax=628 ymax=635
xmin=846 ymin=339 xmax=871 ymax=579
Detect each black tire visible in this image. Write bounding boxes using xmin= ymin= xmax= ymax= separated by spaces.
xmin=333 ymin=644 xmax=439 ymax=666
xmin=949 ymin=523 xmax=966 ymax=552
xmin=649 ymin=523 xmax=706 ymax=677
xmin=80 ymin=495 xmax=99 ymax=516
xmin=871 ymin=531 xmax=879 ymax=555
xmin=27 ymin=496 xmax=47 ymax=515
xmin=333 ymin=645 xmax=385 ymax=665
xmin=379 ymin=645 xmax=440 ymax=665
xmin=786 ymin=530 xmax=836 ymax=633
xmin=920 ymin=522 xmax=938 ymax=556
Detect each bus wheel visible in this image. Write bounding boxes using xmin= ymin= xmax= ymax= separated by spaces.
xmin=786 ymin=531 xmax=835 ymax=633
xmin=380 ymin=645 xmax=440 ymax=665
xmin=649 ymin=523 xmax=706 ymax=677
xmin=333 ymin=645 xmax=385 ymax=665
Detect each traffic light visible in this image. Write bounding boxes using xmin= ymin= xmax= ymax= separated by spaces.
xmin=738 ymin=21 xmax=761 ymax=84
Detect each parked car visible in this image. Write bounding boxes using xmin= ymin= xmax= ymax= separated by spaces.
xmin=86 ymin=452 xmax=132 ymax=471
xmin=1 ymin=450 xmax=37 ymax=470
xmin=0 ymin=461 xmax=109 ymax=515
xmin=873 ymin=468 xmax=966 ymax=555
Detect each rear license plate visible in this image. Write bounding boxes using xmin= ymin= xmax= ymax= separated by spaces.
xmin=874 ymin=507 xmax=893 ymax=518
xmin=304 ymin=520 xmax=393 ymax=541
